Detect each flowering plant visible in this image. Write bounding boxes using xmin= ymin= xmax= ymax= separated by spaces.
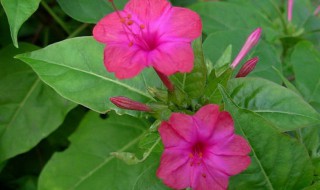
xmin=1 ymin=0 xmax=320 ymax=189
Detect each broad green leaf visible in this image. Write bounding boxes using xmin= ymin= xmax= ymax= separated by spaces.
xmin=0 ymin=0 xmax=41 ymax=47
xmin=300 ymin=125 xmax=320 ymax=178
xmin=16 ymin=37 xmax=161 ymax=115
xmin=227 ymin=77 xmax=320 ymax=131
xmin=291 ymin=41 xmax=320 ymax=112
xmin=56 ymin=0 xmax=126 ymax=23
xmin=219 ymin=86 xmax=313 ymax=190
xmin=170 ymin=37 xmax=207 ymax=99
xmin=203 ymin=30 xmax=282 ymax=84
xmin=38 ymin=111 xmax=168 ymax=190
xmin=0 ymin=43 xmax=75 ymax=163
xmin=190 ymin=2 xmax=276 ymax=38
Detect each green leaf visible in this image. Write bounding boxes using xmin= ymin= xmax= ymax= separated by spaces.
xmin=291 ymin=41 xmax=320 ymax=112
xmin=300 ymin=125 xmax=320 ymax=177
xmin=38 ymin=111 xmax=168 ymax=190
xmin=219 ymin=85 xmax=314 ymax=190
xmin=56 ymin=0 xmax=126 ymax=23
xmin=204 ymin=68 xmax=232 ymax=104
xmin=0 ymin=43 xmax=75 ymax=163
xmin=190 ymin=2 xmax=276 ymax=36
xmin=303 ymin=181 xmax=320 ymax=190
xmin=0 ymin=0 xmax=41 ymax=47
xmin=213 ymin=45 xmax=232 ymax=77
xmin=170 ymin=37 xmax=207 ymax=99
xmin=16 ymin=37 xmax=161 ymax=115
xmin=203 ymin=29 xmax=282 ymax=84
xmin=272 ymin=66 xmax=301 ymax=95
xmin=139 ymin=132 xmax=163 ymax=153
xmin=227 ymin=77 xmax=320 ymax=131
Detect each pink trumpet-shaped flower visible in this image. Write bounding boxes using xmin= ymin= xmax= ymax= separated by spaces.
xmin=314 ymin=6 xmax=320 ymax=16
xmin=157 ymin=104 xmax=251 ymax=190
xmin=230 ymin=28 xmax=262 ymax=69
xmin=288 ymin=0 xmax=294 ymax=21
xmin=93 ymin=0 xmax=202 ymax=79
xmin=236 ymin=57 xmax=259 ymax=78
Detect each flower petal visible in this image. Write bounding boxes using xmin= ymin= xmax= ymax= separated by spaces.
xmin=194 ymin=104 xmax=220 ymax=140
xmin=157 ymin=149 xmax=191 ymax=189
xmin=124 ymin=0 xmax=171 ymax=22
xmin=93 ymin=11 xmax=128 ymax=44
xmin=191 ymin=164 xmax=228 ymax=190
xmin=208 ymin=111 xmax=235 ymax=143
xmin=210 ymin=135 xmax=251 ymax=156
xmin=159 ymin=113 xmax=197 ymax=147
xmin=159 ymin=7 xmax=202 ymax=40
xmin=150 ymin=42 xmax=194 ymax=75
xmin=104 ymin=45 xmax=147 ymax=79
xmin=205 ymin=153 xmax=251 ymax=176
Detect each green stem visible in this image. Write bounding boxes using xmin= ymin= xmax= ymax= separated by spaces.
xmin=67 ymin=23 xmax=90 ymax=38
xmin=41 ymin=1 xmax=71 ymax=35
xmin=269 ymin=0 xmax=288 ymax=34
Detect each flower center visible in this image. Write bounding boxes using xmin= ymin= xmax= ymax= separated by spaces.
xmin=122 ymin=16 xmax=159 ymax=51
xmin=189 ymin=142 xmax=206 ymax=166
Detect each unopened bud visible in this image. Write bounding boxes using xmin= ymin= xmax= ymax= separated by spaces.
xmin=287 ymin=0 xmax=294 ymax=21
xmin=147 ymin=87 xmax=168 ymax=102
xmin=110 ymin=96 xmax=151 ymax=112
xmin=314 ymin=6 xmax=320 ymax=16
xmin=236 ymin=57 xmax=259 ymax=78
xmin=231 ymin=28 xmax=262 ymax=68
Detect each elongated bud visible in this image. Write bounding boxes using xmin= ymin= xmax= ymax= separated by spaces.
xmin=314 ymin=6 xmax=320 ymax=16
xmin=231 ymin=28 xmax=262 ymax=68
xmin=110 ymin=96 xmax=151 ymax=112
xmin=236 ymin=57 xmax=259 ymax=78
xmin=287 ymin=0 xmax=294 ymax=21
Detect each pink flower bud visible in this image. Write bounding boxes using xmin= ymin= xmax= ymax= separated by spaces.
xmin=288 ymin=0 xmax=294 ymax=21
xmin=236 ymin=57 xmax=259 ymax=78
xmin=231 ymin=28 xmax=262 ymax=69
xmin=314 ymin=6 xmax=320 ymax=16
xmin=110 ymin=96 xmax=151 ymax=112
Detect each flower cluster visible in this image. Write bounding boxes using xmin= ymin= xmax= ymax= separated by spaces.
xmin=93 ymin=0 xmax=255 ymax=189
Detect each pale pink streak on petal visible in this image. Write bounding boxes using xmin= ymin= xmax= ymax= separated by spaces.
xmin=125 ymin=0 xmax=171 ymax=22
xmin=210 ymin=135 xmax=251 ymax=156
xmin=150 ymin=42 xmax=194 ymax=75
xmin=157 ymin=149 xmax=191 ymax=189
xmin=231 ymin=28 xmax=262 ymax=68
xmin=194 ymin=104 xmax=220 ymax=140
xmin=104 ymin=45 xmax=147 ymax=79
xmin=158 ymin=7 xmax=202 ymax=40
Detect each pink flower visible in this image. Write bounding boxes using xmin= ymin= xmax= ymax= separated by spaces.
xmin=157 ymin=104 xmax=251 ymax=190
xmin=93 ymin=0 xmax=202 ymax=79
xmin=231 ymin=28 xmax=262 ymax=69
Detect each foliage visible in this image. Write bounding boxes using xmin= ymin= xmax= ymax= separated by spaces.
xmin=1 ymin=0 xmax=320 ymax=189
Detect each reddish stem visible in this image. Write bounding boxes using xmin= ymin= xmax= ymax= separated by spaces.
xmin=154 ymin=69 xmax=174 ymax=92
